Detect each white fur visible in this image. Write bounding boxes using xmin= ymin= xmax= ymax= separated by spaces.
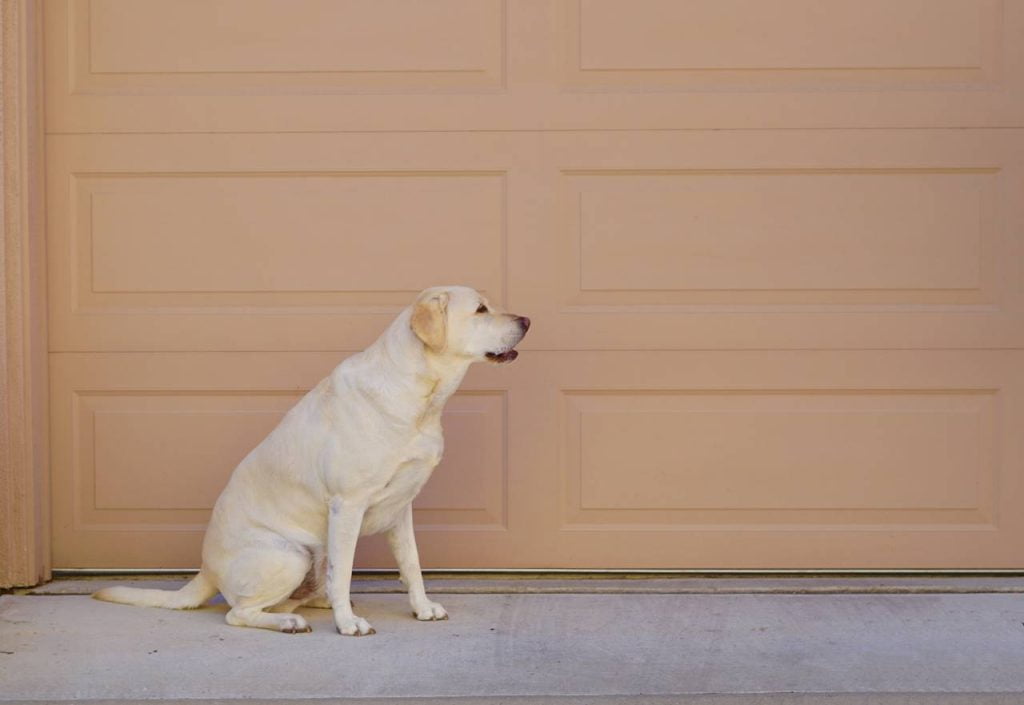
xmin=93 ymin=286 xmax=528 ymax=636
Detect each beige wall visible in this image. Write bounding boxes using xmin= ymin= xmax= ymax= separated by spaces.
xmin=44 ymin=0 xmax=1024 ymax=569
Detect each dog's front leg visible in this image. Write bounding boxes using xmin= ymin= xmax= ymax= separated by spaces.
xmin=327 ymin=496 xmax=374 ymax=636
xmin=387 ymin=503 xmax=448 ymax=621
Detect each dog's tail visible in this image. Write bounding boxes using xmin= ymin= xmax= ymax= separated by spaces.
xmin=92 ymin=571 xmax=217 ymax=610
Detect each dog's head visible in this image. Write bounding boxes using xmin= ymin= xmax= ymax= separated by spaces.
xmin=410 ymin=286 xmax=529 ymax=365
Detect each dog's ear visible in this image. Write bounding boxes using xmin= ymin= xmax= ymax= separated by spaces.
xmin=411 ymin=291 xmax=449 ymax=353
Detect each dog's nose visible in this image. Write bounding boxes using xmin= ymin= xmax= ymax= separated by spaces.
xmin=516 ymin=316 xmax=531 ymax=332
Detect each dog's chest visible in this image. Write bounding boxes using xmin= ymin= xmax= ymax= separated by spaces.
xmin=382 ymin=445 xmax=440 ymax=500
xmin=361 ymin=428 xmax=443 ymax=532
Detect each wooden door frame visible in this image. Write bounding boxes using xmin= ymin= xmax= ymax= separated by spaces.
xmin=1 ymin=0 xmax=49 ymax=588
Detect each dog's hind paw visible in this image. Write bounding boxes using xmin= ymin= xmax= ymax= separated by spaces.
xmin=280 ymin=615 xmax=312 ymax=634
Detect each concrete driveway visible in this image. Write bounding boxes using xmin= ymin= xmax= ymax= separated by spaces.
xmin=2 ymin=575 xmax=1023 ymax=704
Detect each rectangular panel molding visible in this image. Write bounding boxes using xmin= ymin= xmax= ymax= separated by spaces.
xmin=80 ymin=391 xmax=505 ymax=527
xmin=564 ymin=389 xmax=996 ymax=528
xmin=579 ymin=0 xmax=987 ymax=70
xmin=76 ymin=0 xmax=505 ymax=92
xmin=567 ymin=168 xmax=995 ymax=306
xmin=568 ymin=0 xmax=1000 ymax=91
xmin=78 ymin=171 xmax=504 ymax=306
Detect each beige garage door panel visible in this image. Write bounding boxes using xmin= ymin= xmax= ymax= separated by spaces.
xmin=48 ymin=130 xmax=1024 ymax=352
xmin=89 ymin=175 xmax=503 ymax=297
xmin=527 ymin=129 xmax=1024 ymax=351
xmin=527 ymin=350 xmax=1024 ymax=569
xmin=87 ymin=0 xmax=502 ymax=79
xmin=50 ymin=353 xmax=515 ymax=569
xmin=45 ymin=0 xmax=1024 ymax=132
xmin=577 ymin=0 xmax=987 ymax=72
xmin=51 ymin=350 xmax=1024 ymax=569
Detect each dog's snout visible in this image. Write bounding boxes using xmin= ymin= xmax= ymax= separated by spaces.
xmin=516 ymin=316 xmax=531 ymax=332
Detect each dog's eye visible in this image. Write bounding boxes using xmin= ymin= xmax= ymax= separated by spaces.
xmin=476 ymin=304 xmax=489 ymax=314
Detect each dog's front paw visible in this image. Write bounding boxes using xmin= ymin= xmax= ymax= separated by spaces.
xmin=335 ymin=615 xmax=375 ymax=636
xmin=413 ymin=601 xmax=449 ymax=621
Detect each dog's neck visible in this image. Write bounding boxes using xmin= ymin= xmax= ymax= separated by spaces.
xmin=344 ymin=307 xmax=471 ymax=427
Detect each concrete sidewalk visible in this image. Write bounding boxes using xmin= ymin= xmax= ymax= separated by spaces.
xmin=2 ymin=576 xmax=1023 ymax=704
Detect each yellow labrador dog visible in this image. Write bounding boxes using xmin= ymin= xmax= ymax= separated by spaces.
xmin=94 ymin=286 xmax=529 ymax=636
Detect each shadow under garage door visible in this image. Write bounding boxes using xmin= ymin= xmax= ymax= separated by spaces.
xmin=46 ymin=0 xmax=1024 ymax=569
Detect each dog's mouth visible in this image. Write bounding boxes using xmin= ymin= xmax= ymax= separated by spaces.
xmin=485 ymin=349 xmax=519 ymax=364
xmin=485 ymin=317 xmax=529 ymax=364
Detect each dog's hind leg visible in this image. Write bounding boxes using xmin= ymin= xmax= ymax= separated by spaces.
xmin=268 ymin=599 xmax=304 ymax=614
xmin=227 ymin=605 xmax=311 ymax=633
xmin=221 ymin=545 xmax=313 ymax=634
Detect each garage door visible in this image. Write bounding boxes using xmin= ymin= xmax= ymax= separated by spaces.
xmin=47 ymin=0 xmax=1024 ymax=569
